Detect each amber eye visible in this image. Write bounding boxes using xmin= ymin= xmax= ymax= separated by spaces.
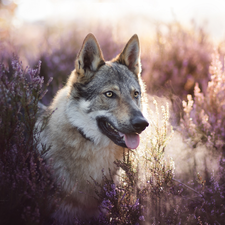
xmin=105 ymin=91 xmax=113 ymax=98
xmin=134 ymin=91 xmax=139 ymax=98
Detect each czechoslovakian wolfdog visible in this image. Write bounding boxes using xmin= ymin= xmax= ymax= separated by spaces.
xmin=36 ymin=33 xmax=149 ymax=222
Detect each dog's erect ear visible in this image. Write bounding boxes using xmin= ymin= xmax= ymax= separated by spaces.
xmin=114 ymin=34 xmax=141 ymax=76
xmin=75 ymin=33 xmax=105 ymax=77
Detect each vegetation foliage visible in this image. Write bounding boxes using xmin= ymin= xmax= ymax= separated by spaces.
xmin=0 ymin=9 xmax=225 ymax=224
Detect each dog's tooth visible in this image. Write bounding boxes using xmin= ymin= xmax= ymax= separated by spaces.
xmin=113 ymin=127 xmax=118 ymax=132
xmin=107 ymin=122 xmax=119 ymax=133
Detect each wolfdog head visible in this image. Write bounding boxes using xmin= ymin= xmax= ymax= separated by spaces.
xmin=65 ymin=34 xmax=149 ymax=149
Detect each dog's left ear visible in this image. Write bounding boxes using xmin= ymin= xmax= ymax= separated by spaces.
xmin=114 ymin=34 xmax=141 ymax=76
xmin=75 ymin=33 xmax=105 ymax=78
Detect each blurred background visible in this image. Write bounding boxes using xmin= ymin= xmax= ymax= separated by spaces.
xmin=1 ymin=0 xmax=225 ymax=105
xmin=14 ymin=0 xmax=225 ymax=41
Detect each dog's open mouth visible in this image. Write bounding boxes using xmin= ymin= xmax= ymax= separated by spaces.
xmin=97 ymin=117 xmax=140 ymax=149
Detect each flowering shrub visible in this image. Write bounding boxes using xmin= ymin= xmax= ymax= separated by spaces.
xmin=180 ymin=51 xmax=225 ymax=224
xmin=138 ymin=100 xmax=176 ymax=224
xmin=181 ymin=51 xmax=225 ymax=150
xmin=142 ymin=22 xmax=213 ymax=100
xmin=0 ymin=57 xmax=60 ymax=224
xmin=140 ymin=23 xmax=213 ymax=127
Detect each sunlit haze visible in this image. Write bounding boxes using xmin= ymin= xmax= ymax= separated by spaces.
xmin=13 ymin=0 xmax=225 ymax=41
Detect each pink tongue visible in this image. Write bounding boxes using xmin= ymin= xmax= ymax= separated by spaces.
xmin=124 ymin=133 xmax=140 ymax=149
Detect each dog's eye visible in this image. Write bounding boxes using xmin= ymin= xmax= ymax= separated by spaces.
xmin=105 ymin=91 xmax=114 ymax=98
xmin=134 ymin=91 xmax=139 ymax=98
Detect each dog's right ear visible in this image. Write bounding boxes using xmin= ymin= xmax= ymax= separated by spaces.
xmin=75 ymin=33 xmax=105 ymax=79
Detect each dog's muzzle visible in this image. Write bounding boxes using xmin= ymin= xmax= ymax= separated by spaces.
xmin=97 ymin=114 xmax=149 ymax=149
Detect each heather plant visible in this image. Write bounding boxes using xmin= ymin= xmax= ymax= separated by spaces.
xmin=140 ymin=100 xmax=178 ymax=224
xmin=180 ymin=51 xmax=225 ymax=224
xmin=91 ymin=160 xmax=145 ymax=225
xmin=0 ymin=57 xmax=60 ymax=224
xmin=181 ymin=51 xmax=225 ymax=151
xmin=37 ymin=30 xmax=80 ymax=105
xmin=142 ymin=22 xmax=212 ymax=100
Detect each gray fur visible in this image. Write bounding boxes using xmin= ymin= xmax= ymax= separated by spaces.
xmin=36 ymin=33 xmax=148 ymax=223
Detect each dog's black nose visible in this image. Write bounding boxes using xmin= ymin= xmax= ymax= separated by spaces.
xmin=131 ymin=116 xmax=149 ymax=132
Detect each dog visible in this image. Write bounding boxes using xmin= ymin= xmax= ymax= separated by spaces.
xmin=36 ymin=33 xmax=149 ymax=223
